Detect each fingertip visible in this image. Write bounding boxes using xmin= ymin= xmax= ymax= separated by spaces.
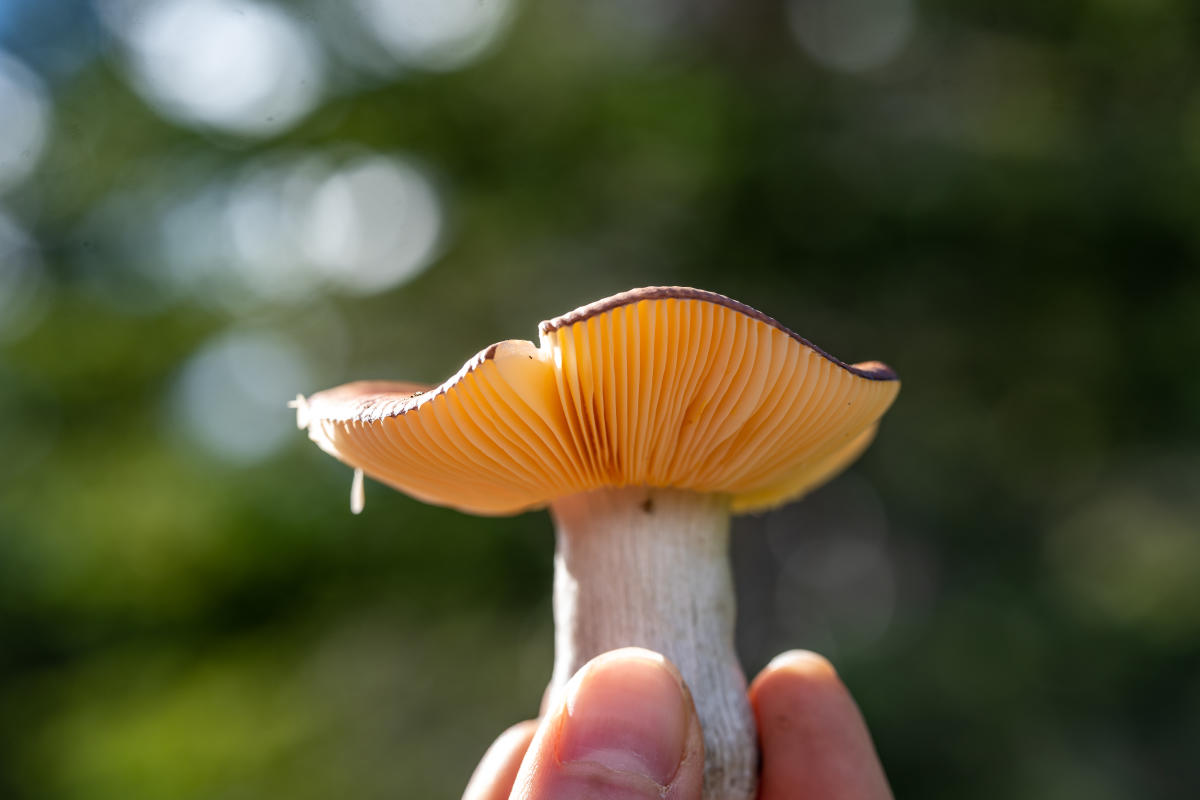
xmin=763 ymin=649 xmax=839 ymax=682
xmin=541 ymin=648 xmax=687 ymax=718
xmin=462 ymin=719 xmax=539 ymax=800
xmin=557 ymin=648 xmax=695 ymax=788
xmin=511 ymin=648 xmax=706 ymax=800
xmin=584 ymin=646 xmax=681 ymax=679
xmin=750 ymin=651 xmax=893 ymax=800
xmin=749 ymin=649 xmax=843 ymax=712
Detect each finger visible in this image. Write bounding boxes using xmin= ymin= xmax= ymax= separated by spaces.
xmin=463 ymin=720 xmax=539 ymax=800
xmin=510 ymin=647 xmax=705 ymax=800
xmin=749 ymin=651 xmax=892 ymax=800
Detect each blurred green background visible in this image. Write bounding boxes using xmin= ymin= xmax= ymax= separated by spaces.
xmin=1 ymin=0 xmax=1199 ymax=798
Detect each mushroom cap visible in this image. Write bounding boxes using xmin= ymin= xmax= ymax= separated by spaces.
xmin=299 ymin=287 xmax=900 ymax=515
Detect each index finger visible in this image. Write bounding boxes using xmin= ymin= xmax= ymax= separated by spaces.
xmin=748 ymin=651 xmax=892 ymax=800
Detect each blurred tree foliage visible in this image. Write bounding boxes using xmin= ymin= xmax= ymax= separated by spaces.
xmin=0 ymin=1 xmax=1198 ymax=798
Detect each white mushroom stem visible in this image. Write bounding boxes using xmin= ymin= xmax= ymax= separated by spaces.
xmin=548 ymin=487 xmax=757 ymax=800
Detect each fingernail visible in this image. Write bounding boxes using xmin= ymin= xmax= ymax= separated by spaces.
xmin=557 ymin=650 xmax=690 ymax=786
xmin=766 ymin=649 xmax=838 ymax=679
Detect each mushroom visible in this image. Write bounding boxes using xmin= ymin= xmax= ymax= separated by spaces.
xmin=295 ymin=287 xmax=899 ymax=799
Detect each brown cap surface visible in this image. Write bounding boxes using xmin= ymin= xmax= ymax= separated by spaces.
xmin=299 ymin=287 xmax=900 ymax=515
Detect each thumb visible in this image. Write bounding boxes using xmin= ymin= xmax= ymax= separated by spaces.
xmin=509 ymin=648 xmax=705 ymax=800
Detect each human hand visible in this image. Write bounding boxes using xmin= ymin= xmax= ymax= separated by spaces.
xmin=463 ymin=647 xmax=893 ymax=800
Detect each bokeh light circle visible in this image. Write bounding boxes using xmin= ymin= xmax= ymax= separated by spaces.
xmin=353 ymin=0 xmax=514 ymax=71
xmin=0 ymin=50 xmax=52 ymax=193
xmin=81 ymin=150 xmax=444 ymax=311
xmin=300 ymin=155 xmax=443 ymax=294
xmin=787 ymin=0 xmax=914 ymax=73
xmin=103 ymin=0 xmax=324 ymax=137
xmin=172 ymin=330 xmax=313 ymax=463
xmin=224 ymin=155 xmax=329 ymax=304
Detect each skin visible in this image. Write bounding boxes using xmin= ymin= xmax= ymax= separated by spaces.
xmin=463 ymin=648 xmax=893 ymax=800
